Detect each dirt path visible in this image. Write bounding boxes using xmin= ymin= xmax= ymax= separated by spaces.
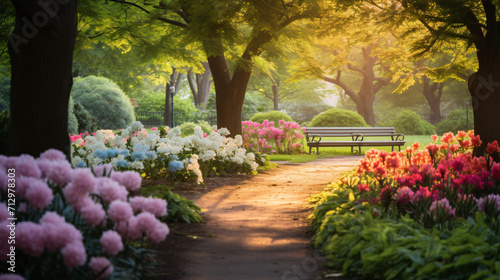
xmin=151 ymin=156 xmax=363 ymax=280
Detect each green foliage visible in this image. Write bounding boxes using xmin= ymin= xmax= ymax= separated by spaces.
xmin=378 ymin=110 xmax=435 ymax=135
xmin=73 ymin=101 xmax=100 ymax=133
xmin=179 ymin=121 xmax=213 ymax=136
xmin=0 ymin=77 xmax=9 ymax=111
xmin=436 ymin=109 xmax=473 ymax=135
xmin=68 ymin=97 xmax=78 ymax=134
xmin=0 ymin=110 xmax=9 ymax=154
xmin=250 ymin=111 xmax=293 ymax=123
xmin=140 ymin=185 xmax=203 ymax=223
xmin=71 ymin=76 xmax=135 ymax=129
xmin=309 ymin=108 xmax=368 ymax=127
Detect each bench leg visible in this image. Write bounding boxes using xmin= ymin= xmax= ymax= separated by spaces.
xmin=316 ymin=147 xmax=319 ymax=155
xmin=358 ymin=146 xmax=361 ymax=154
xmin=309 ymin=146 xmax=312 ymax=154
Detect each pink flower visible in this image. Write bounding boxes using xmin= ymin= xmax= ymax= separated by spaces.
xmin=45 ymin=161 xmax=73 ymax=186
xmin=451 ymin=157 xmax=466 ymax=173
xmin=429 ymin=198 xmax=456 ymax=216
xmin=40 ymin=211 xmax=66 ymax=224
xmin=42 ymin=218 xmax=82 ymax=252
xmin=477 ymin=194 xmax=500 ymax=212
xmin=93 ymin=164 xmax=114 ymax=177
xmin=491 ymin=163 xmax=500 ymax=180
xmin=136 ymin=212 xmax=158 ymax=233
xmin=16 ymin=222 xmax=45 ymax=256
xmin=80 ymin=202 xmax=106 ymax=226
xmin=95 ymin=177 xmax=128 ymax=203
xmin=0 ymin=203 xmax=9 ymax=222
xmin=116 ymin=216 xmax=142 ymax=241
xmin=25 ymin=180 xmax=53 ymax=209
xmin=63 ymin=183 xmax=88 ymax=205
xmin=70 ymin=168 xmax=97 ymax=193
xmin=395 ymin=187 xmax=414 ymax=205
xmin=16 ymin=176 xmax=42 ymax=199
xmin=39 ymin=149 xmax=67 ymax=161
xmin=129 ymin=197 xmax=146 ymax=212
xmin=147 ymin=222 xmax=170 ymax=243
xmin=0 ymin=274 xmax=26 ymax=280
xmin=100 ymin=230 xmax=123 ymax=255
xmin=108 ymin=201 xmax=133 ymax=223
xmin=110 ymin=171 xmax=142 ymax=191
xmin=141 ymin=198 xmax=167 ymax=217
xmin=0 ymin=221 xmax=11 ymax=261
xmin=89 ymin=257 xmax=114 ymax=279
xmin=15 ymin=155 xmax=41 ymax=178
xmin=61 ymin=241 xmax=87 ymax=268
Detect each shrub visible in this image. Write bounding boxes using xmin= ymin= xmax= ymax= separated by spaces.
xmin=178 ymin=121 xmax=213 ymax=136
xmin=67 ymin=97 xmax=78 ymax=134
xmin=309 ymin=108 xmax=368 ymax=127
xmin=73 ymin=101 xmax=100 ymax=133
xmin=435 ymin=108 xmax=473 ymax=135
xmin=379 ymin=110 xmax=435 ymax=135
xmin=71 ymin=76 xmax=135 ymax=129
xmin=250 ymin=111 xmax=293 ymax=123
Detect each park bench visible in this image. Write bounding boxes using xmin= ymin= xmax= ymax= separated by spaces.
xmin=304 ymin=127 xmax=406 ymax=154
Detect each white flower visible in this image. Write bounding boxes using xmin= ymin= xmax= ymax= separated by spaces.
xmin=200 ymin=150 xmax=216 ymax=161
xmin=217 ymin=127 xmax=230 ymax=136
xmin=129 ymin=121 xmax=144 ymax=133
xmin=131 ymin=161 xmax=144 ymax=170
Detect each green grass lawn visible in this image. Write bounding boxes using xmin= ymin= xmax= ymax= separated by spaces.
xmin=268 ymin=135 xmax=434 ymax=163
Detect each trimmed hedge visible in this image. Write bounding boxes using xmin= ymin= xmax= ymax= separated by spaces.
xmin=378 ymin=110 xmax=435 ymax=135
xmin=435 ymin=109 xmax=473 ymax=135
xmin=250 ymin=111 xmax=293 ymax=123
xmin=309 ymin=108 xmax=368 ymax=127
xmin=179 ymin=121 xmax=214 ymax=136
xmin=71 ymin=76 xmax=135 ymax=129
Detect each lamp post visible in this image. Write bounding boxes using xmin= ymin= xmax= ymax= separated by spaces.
xmin=170 ymin=86 xmax=176 ymax=127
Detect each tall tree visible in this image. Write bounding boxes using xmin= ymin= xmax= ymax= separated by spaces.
xmin=379 ymin=0 xmax=500 ymax=155
xmin=8 ymin=0 xmax=77 ymax=158
xmin=104 ymin=0 xmax=325 ymax=136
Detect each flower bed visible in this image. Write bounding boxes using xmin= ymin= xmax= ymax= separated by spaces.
xmin=242 ymin=120 xmax=305 ymax=154
xmin=310 ymin=131 xmax=500 ymax=279
xmin=70 ymin=122 xmax=265 ymax=184
xmin=0 ymin=150 xmax=169 ymax=279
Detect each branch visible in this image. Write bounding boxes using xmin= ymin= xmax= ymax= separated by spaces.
xmin=322 ymin=73 xmax=360 ymax=105
xmin=347 ymin=63 xmax=367 ymax=76
xmin=157 ymin=16 xmax=187 ymax=28
xmin=373 ymin=77 xmax=389 ymax=94
xmin=107 ymin=0 xmax=151 ymax=14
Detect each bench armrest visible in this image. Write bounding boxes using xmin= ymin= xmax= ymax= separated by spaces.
xmin=352 ymin=133 xmax=363 ymax=141
xmin=391 ymin=133 xmax=405 ymax=141
xmin=306 ymin=134 xmax=322 ymax=143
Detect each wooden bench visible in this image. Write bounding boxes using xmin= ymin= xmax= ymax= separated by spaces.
xmin=304 ymin=127 xmax=406 ymax=154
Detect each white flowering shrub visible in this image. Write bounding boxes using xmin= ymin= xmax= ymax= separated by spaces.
xmin=70 ymin=122 xmax=264 ymax=183
xmin=0 ymin=150 xmax=169 ymax=280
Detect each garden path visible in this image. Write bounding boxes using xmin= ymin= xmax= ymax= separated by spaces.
xmin=151 ymin=156 xmax=363 ymax=280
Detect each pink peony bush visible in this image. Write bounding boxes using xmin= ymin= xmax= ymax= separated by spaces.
xmin=0 ymin=149 xmax=169 ymax=279
xmin=242 ymin=119 xmax=305 ymax=154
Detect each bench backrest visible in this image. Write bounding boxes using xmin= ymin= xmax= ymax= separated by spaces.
xmin=305 ymin=127 xmax=398 ymax=137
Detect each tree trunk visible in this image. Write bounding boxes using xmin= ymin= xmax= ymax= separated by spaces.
xmin=272 ymin=81 xmax=279 ymax=111
xmin=422 ymin=76 xmax=443 ymax=124
xmin=8 ymin=0 xmax=77 ymax=159
xmin=187 ymin=62 xmax=212 ymax=111
xmin=467 ymin=1 xmax=500 ymax=157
